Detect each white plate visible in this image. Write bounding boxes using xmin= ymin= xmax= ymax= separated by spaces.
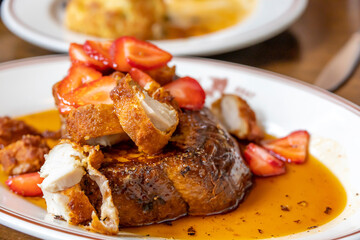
xmin=1 ymin=0 xmax=307 ymax=56
xmin=0 ymin=56 xmax=360 ymax=240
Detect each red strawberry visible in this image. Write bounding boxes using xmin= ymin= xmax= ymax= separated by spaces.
xmin=6 ymin=172 xmax=44 ymax=197
xmin=69 ymin=43 xmax=109 ymax=71
xmin=58 ymin=65 xmax=102 ymax=95
xmin=261 ymin=130 xmax=310 ymax=164
xmin=164 ymin=76 xmax=206 ymax=110
xmin=110 ymin=36 xmax=172 ymax=72
xmin=244 ymin=143 xmax=286 ymax=177
xmin=83 ymin=40 xmax=113 ymax=67
xmin=66 ymin=76 xmax=117 ymax=106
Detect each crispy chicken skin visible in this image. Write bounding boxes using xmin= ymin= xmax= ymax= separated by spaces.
xmin=110 ymin=74 xmax=179 ymax=154
xmin=0 ymin=117 xmax=39 ymax=149
xmin=65 ymin=0 xmax=166 ymax=40
xmin=65 ymin=104 xmax=128 ymax=145
xmin=211 ymin=94 xmax=264 ymax=141
xmin=40 ymin=140 xmax=119 ymax=234
xmin=0 ymin=135 xmax=49 ymax=175
xmin=145 ymin=65 xmax=176 ymax=86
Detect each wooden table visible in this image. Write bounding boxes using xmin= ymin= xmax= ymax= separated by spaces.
xmin=0 ymin=0 xmax=359 ymax=239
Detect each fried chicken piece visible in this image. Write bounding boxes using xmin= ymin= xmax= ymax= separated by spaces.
xmin=110 ymin=74 xmax=179 ymax=154
xmin=145 ymin=65 xmax=176 ymax=86
xmin=211 ymin=94 xmax=264 ymax=141
xmin=0 ymin=135 xmax=49 ymax=175
xmin=0 ymin=117 xmax=39 ymax=149
xmin=40 ymin=140 xmax=119 ymax=234
xmin=65 ymin=104 xmax=129 ymax=146
xmin=65 ymin=0 xmax=166 ymax=40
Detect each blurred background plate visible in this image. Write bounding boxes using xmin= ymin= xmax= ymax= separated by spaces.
xmin=1 ymin=0 xmax=307 ymax=56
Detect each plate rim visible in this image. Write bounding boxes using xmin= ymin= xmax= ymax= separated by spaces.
xmin=0 ymin=55 xmax=359 ymax=240
xmin=1 ymin=0 xmax=308 ymax=55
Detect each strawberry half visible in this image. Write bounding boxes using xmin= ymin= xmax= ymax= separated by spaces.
xmin=83 ymin=40 xmax=113 ymax=67
xmin=69 ymin=43 xmax=109 ymax=71
xmin=244 ymin=143 xmax=286 ymax=177
xmin=261 ymin=130 xmax=310 ymax=164
xmin=66 ymin=76 xmax=117 ymax=106
xmin=164 ymin=76 xmax=206 ymax=110
xmin=6 ymin=172 xmax=44 ymax=197
xmin=59 ymin=65 xmax=102 ymax=95
xmin=110 ymin=36 xmax=172 ymax=72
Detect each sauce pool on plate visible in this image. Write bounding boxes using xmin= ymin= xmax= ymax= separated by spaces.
xmin=1 ymin=110 xmax=347 ymax=239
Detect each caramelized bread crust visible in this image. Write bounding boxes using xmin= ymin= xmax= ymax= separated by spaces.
xmin=79 ymin=108 xmax=252 ymax=227
xmin=66 ymin=104 xmax=127 ymax=143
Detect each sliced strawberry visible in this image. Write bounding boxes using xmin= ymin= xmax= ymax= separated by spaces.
xmin=66 ymin=76 xmax=117 ymax=106
xmin=110 ymin=36 xmax=172 ymax=72
xmin=129 ymin=67 xmax=155 ymax=88
xmin=83 ymin=40 xmax=113 ymax=66
xmin=59 ymin=65 xmax=102 ymax=95
xmin=261 ymin=130 xmax=310 ymax=164
xmin=69 ymin=43 xmax=109 ymax=71
xmin=5 ymin=172 xmax=44 ymax=197
xmin=164 ymin=76 xmax=205 ymax=110
xmin=243 ymin=143 xmax=286 ymax=177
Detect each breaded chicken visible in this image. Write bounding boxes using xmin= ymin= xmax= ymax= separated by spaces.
xmin=65 ymin=104 xmax=129 ymax=146
xmin=211 ymin=94 xmax=264 ymax=141
xmin=0 ymin=117 xmax=39 ymax=149
xmin=145 ymin=65 xmax=176 ymax=86
xmin=40 ymin=140 xmax=119 ymax=234
xmin=110 ymin=74 xmax=179 ymax=154
xmin=0 ymin=135 xmax=49 ymax=175
xmin=65 ymin=0 xmax=166 ymax=40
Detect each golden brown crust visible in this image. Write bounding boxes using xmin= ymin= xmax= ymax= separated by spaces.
xmin=211 ymin=94 xmax=264 ymax=141
xmin=145 ymin=65 xmax=176 ymax=86
xmin=65 ymin=184 xmax=95 ymax=225
xmin=65 ymin=0 xmax=166 ymax=40
xmin=0 ymin=135 xmax=49 ymax=175
xmin=0 ymin=117 xmax=39 ymax=148
xmin=66 ymin=104 xmax=128 ymax=143
xmin=110 ymin=74 xmax=179 ymax=154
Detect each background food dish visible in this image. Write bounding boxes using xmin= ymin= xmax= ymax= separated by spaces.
xmin=0 ymin=56 xmax=360 ymax=239
xmin=1 ymin=0 xmax=307 ymax=55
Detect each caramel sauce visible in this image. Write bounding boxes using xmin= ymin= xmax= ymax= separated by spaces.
xmin=1 ymin=110 xmax=346 ymax=239
xmin=163 ymin=0 xmax=256 ymax=39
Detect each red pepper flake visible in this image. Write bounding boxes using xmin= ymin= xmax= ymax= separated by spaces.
xmin=187 ymin=226 xmax=196 ymax=236
xmin=324 ymin=207 xmax=332 ymax=214
xmin=258 ymin=229 xmax=263 ymax=234
xmin=294 ymin=220 xmax=301 ymax=224
xmin=280 ymin=205 xmax=290 ymax=211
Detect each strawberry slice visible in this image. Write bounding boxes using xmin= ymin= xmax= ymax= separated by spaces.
xmin=129 ymin=67 xmax=155 ymax=88
xmin=5 ymin=172 xmax=44 ymax=197
xmin=164 ymin=76 xmax=205 ymax=110
xmin=59 ymin=65 xmax=102 ymax=95
xmin=83 ymin=40 xmax=113 ymax=67
xmin=261 ymin=130 xmax=310 ymax=164
xmin=69 ymin=43 xmax=109 ymax=71
xmin=110 ymin=36 xmax=172 ymax=72
xmin=243 ymin=143 xmax=286 ymax=177
xmin=66 ymin=76 xmax=117 ymax=106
